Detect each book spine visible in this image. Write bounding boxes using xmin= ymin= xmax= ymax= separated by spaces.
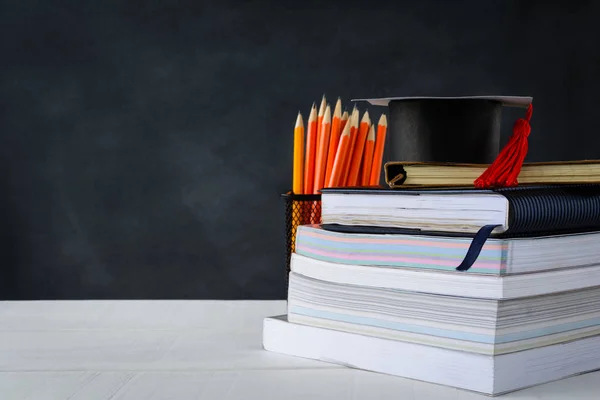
xmin=502 ymin=185 xmax=600 ymax=235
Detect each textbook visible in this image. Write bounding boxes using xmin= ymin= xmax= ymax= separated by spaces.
xmin=262 ymin=315 xmax=600 ymax=396
xmin=295 ymin=225 xmax=600 ymax=275
xmin=287 ymin=272 xmax=600 ymax=355
xmin=320 ymin=184 xmax=600 ymax=236
xmin=290 ymin=253 xmax=600 ymax=300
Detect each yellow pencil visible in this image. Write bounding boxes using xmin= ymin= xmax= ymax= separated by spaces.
xmin=293 ymin=112 xmax=304 ymax=194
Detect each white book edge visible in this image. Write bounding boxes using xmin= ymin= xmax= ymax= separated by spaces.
xmin=291 ymin=253 xmax=600 ymax=299
xmin=262 ymin=315 xmax=600 ymax=396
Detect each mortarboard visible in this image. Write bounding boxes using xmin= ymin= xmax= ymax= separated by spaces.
xmin=353 ymin=96 xmax=534 ymax=189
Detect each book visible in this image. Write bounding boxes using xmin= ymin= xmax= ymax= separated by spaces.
xmin=320 ymin=184 xmax=600 ymax=236
xmin=287 ymin=272 xmax=600 ymax=355
xmin=384 ymin=160 xmax=600 ymax=188
xmin=262 ymin=315 xmax=600 ymax=396
xmin=295 ymin=225 xmax=600 ymax=275
xmin=290 ymin=253 xmax=600 ymax=300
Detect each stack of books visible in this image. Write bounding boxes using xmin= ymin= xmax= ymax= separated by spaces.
xmin=263 ymin=182 xmax=600 ymax=396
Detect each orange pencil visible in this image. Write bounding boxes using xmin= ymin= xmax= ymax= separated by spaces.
xmin=346 ymin=111 xmax=371 ymax=186
xmin=293 ymin=112 xmax=305 ymax=194
xmin=369 ymin=113 xmax=388 ymax=186
xmin=324 ymin=98 xmax=342 ymax=187
xmin=339 ymin=110 xmax=349 ymax=133
xmin=357 ymin=161 xmax=364 ymax=187
xmin=316 ymin=95 xmax=327 ymax=151
xmin=313 ymin=104 xmax=331 ymax=193
xmin=341 ymin=107 xmax=360 ymax=185
xmin=361 ymin=123 xmax=375 ymax=186
xmin=304 ymin=104 xmax=318 ymax=194
xmin=328 ymin=115 xmax=352 ymax=188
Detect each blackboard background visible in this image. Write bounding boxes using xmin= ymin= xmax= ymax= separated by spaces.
xmin=1 ymin=0 xmax=599 ymax=300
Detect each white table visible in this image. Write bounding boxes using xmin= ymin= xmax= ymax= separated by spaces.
xmin=0 ymin=300 xmax=598 ymax=399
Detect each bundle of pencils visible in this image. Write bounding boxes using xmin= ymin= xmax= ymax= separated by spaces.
xmin=293 ymin=95 xmax=387 ymax=195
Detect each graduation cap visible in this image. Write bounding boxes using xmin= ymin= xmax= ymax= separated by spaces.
xmin=353 ymin=96 xmax=534 ymax=189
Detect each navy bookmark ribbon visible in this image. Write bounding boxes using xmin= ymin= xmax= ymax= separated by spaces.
xmin=455 ymin=224 xmax=502 ymax=272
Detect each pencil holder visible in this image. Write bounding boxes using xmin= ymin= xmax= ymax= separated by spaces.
xmin=281 ymin=191 xmax=322 ymax=277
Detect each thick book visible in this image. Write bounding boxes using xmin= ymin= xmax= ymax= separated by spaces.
xmin=262 ymin=315 xmax=600 ymax=396
xmin=320 ymin=184 xmax=600 ymax=271
xmin=296 ymin=224 xmax=600 ymax=275
xmin=384 ymin=160 xmax=600 ymax=188
xmin=290 ymin=253 xmax=600 ymax=300
xmin=287 ymin=271 xmax=600 ymax=355
xmin=320 ymin=184 xmax=600 ymax=236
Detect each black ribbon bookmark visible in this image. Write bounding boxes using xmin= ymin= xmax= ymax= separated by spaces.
xmin=455 ymin=224 xmax=502 ymax=272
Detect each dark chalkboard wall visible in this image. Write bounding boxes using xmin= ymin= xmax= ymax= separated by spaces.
xmin=1 ymin=0 xmax=599 ymax=299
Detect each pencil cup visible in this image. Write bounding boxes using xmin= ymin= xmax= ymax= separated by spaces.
xmin=281 ymin=191 xmax=322 ymax=277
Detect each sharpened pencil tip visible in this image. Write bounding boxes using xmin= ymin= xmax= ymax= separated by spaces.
xmin=378 ymin=113 xmax=387 ymax=126
xmin=333 ymin=99 xmax=342 ymax=117
xmin=367 ymin=123 xmax=375 ymax=140
xmin=323 ymin=104 xmax=331 ymax=122
xmin=341 ymin=117 xmax=352 ymax=136
xmin=295 ymin=112 xmax=304 ymax=128
xmin=308 ymin=104 xmax=318 ymax=121
xmin=361 ymin=110 xmax=370 ymax=124
xmin=318 ymin=96 xmax=327 ymax=116
xmin=351 ymin=109 xmax=360 ymax=127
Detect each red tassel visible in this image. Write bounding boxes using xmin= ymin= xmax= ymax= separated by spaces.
xmin=474 ymin=104 xmax=533 ymax=189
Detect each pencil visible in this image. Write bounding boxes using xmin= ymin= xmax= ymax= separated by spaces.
xmin=369 ymin=113 xmax=387 ymax=186
xmin=328 ymin=115 xmax=352 ymax=188
xmin=361 ymin=123 xmax=375 ymax=186
xmin=339 ymin=110 xmax=349 ymax=133
xmin=341 ymin=107 xmax=360 ymax=185
xmin=316 ymin=95 xmax=327 ymax=153
xmin=346 ymin=110 xmax=371 ymax=186
xmin=324 ymin=98 xmax=342 ymax=187
xmin=304 ymin=104 xmax=318 ymax=194
xmin=293 ymin=112 xmax=305 ymax=194
xmin=313 ymin=104 xmax=331 ymax=193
